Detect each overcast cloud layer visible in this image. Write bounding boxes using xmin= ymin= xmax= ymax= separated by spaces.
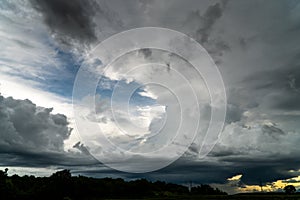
xmin=1 ymin=0 xmax=300 ymax=194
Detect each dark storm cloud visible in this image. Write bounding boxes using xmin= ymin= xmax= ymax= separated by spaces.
xmin=208 ymin=145 xmax=245 ymax=158
xmin=242 ymin=62 xmax=300 ymax=93
xmin=215 ymin=156 xmax=300 ymax=185
xmin=135 ymin=155 xmax=300 ymax=186
xmin=195 ymin=1 xmax=228 ymax=44
xmin=0 ymin=150 xmax=97 ymax=168
xmin=30 ymin=0 xmax=98 ymax=46
xmin=147 ymin=158 xmax=259 ymax=184
xmin=0 ymin=95 xmax=97 ymax=167
xmin=240 ymin=55 xmax=300 ymax=111
xmin=69 ymin=144 xmax=299 ymax=185
xmin=282 ymin=179 xmax=300 ymax=184
xmin=0 ymin=95 xmax=71 ymax=152
xmin=41 ymin=154 xmax=300 ymax=186
xmin=183 ymin=1 xmax=230 ymax=62
xmin=70 ymin=158 xmax=233 ymax=184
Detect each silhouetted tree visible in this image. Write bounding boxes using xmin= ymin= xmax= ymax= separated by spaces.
xmin=284 ymin=185 xmax=296 ymax=194
xmin=0 ymin=168 xmax=15 ymax=199
xmin=191 ymin=184 xmax=227 ymax=195
xmin=0 ymin=169 xmax=227 ymax=200
xmin=49 ymin=169 xmax=72 ymax=199
xmin=50 ymin=169 xmax=71 ymax=179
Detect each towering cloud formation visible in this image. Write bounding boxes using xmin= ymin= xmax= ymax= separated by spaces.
xmin=0 ymin=95 xmax=72 ymax=153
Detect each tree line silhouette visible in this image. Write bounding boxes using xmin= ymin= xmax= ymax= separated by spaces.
xmin=0 ymin=168 xmax=227 ymax=200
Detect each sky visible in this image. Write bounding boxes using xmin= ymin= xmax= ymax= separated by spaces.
xmin=0 ymin=0 xmax=300 ymax=194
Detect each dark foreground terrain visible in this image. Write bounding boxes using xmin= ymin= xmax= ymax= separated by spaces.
xmin=148 ymin=195 xmax=299 ymax=200
xmin=1 ymin=169 xmax=299 ymax=200
xmin=107 ymin=194 xmax=300 ymax=199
